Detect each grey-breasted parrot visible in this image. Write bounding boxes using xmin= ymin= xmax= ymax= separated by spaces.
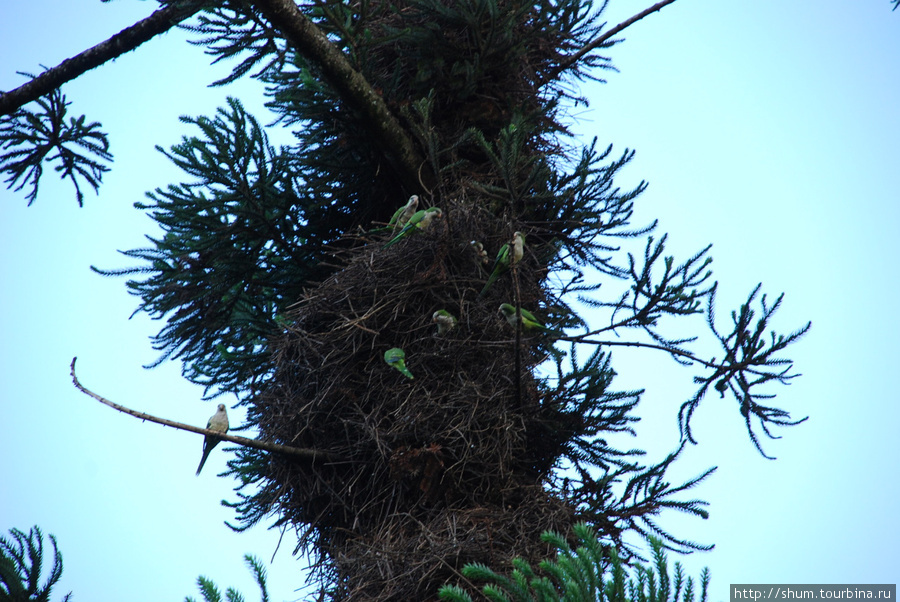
xmin=470 ymin=240 xmax=488 ymax=265
xmin=384 ymin=347 xmax=414 ymax=379
xmin=388 ymin=195 xmax=419 ymax=232
xmin=196 ymin=403 xmax=229 ymax=476
xmin=432 ymin=309 xmax=457 ymax=336
xmin=498 ymin=303 xmax=559 ymax=335
xmin=383 ymin=207 xmax=443 ymax=248
xmin=479 ymin=232 xmax=525 ymax=297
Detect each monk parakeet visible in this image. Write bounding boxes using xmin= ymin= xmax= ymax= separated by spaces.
xmin=196 ymin=403 xmax=229 ymax=476
xmin=470 ymin=240 xmax=488 ymax=265
xmin=384 ymin=347 xmax=414 ymax=379
xmin=498 ymin=303 xmax=558 ymax=335
xmin=388 ymin=195 xmax=419 ymax=232
xmin=479 ymin=232 xmax=525 ymax=297
xmin=510 ymin=231 xmax=525 ymax=264
xmin=383 ymin=207 xmax=443 ymax=248
xmin=432 ymin=309 xmax=457 ymax=336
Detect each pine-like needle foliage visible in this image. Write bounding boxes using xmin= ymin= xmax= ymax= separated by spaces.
xmin=93 ymin=97 xmax=321 ymax=394
xmin=0 ymin=525 xmax=72 ymax=602
xmin=1 ymin=0 xmax=812 ymax=599
xmin=99 ymin=0 xmax=808 ymax=597
xmin=0 ymin=74 xmax=111 ymax=206
xmin=185 ymin=554 xmax=270 ymax=602
xmin=439 ymin=523 xmax=709 ymax=602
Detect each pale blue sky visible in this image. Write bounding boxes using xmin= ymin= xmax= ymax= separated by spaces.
xmin=1 ymin=1 xmax=898 ymax=600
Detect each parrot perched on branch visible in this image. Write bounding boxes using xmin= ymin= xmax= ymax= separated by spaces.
xmin=479 ymin=232 xmax=525 ymax=297
xmin=196 ymin=403 xmax=229 ymax=476
xmin=498 ymin=303 xmax=560 ymax=336
xmin=383 ymin=207 xmax=443 ymax=248
xmin=432 ymin=309 xmax=457 ymax=336
xmin=384 ymin=347 xmax=414 ymax=379
xmin=388 ymin=194 xmax=419 ymax=232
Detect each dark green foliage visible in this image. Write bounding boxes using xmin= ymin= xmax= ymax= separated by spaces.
xmin=0 ymin=525 xmax=72 ymax=602
xmin=0 ymin=75 xmax=111 ymax=206
xmin=686 ymin=284 xmax=811 ymax=459
xmin=438 ymin=523 xmax=710 ymax=602
xmin=185 ymin=554 xmax=270 ymax=602
xmin=1 ymin=0 xmax=814 ymax=598
xmin=185 ymin=2 xmax=290 ymax=87
xmin=92 ymin=97 xmax=321 ymax=395
xmin=89 ymin=1 xmax=807 ymax=586
xmin=561 ymin=231 xmax=811 ymax=458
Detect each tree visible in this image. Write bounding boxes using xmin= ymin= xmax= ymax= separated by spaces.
xmin=438 ymin=523 xmax=709 ymax=602
xmin=185 ymin=524 xmax=711 ymax=602
xmin=185 ymin=554 xmax=271 ymax=602
xmin=0 ymin=525 xmax=72 ymax=602
xmin=1 ymin=1 xmax=814 ymax=600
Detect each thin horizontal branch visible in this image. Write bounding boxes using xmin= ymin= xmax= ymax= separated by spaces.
xmin=566 ymin=337 xmax=714 ymax=366
xmin=70 ymin=357 xmax=335 ymax=462
xmin=559 ymin=336 xmax=779 ymax=379
xmin=0 ymin=1 xmax=204 ymax=117
xmin=251 ymin=0 xmax=430 ymax=192
xmin=544 ymin=0 xmax=679 ymax=83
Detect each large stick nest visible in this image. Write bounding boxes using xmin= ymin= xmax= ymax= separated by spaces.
xmin=252 ymin=196 xmax=580 ymax=599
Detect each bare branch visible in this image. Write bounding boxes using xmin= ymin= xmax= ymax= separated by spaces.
xmin=251 ymin=0 xmax=430 ymax=192
xmin=545 ymin=0 xmax=680 ymax=82
xmin=0 ymin=2 xmax=204 ymax=117
xmin=70 ymin=357 xmax=335 ymax=462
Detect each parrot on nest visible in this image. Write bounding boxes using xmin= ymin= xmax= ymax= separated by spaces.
xmin=479 ymin=231 xmax=525 ymax=297
xmin=383 ymin=207 xmax=443 ymax=248
xmin=388 ymin=194 xmax=419 ymax=232
xmin=384 ymin=347 xmax=414 ymax=379
xmin=432 ymin=309 xmax=457 ymax=336
xmin=498 ymin=303 xmax=561 ymax=336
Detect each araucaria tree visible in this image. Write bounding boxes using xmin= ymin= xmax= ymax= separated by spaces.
xmin=1 ymin=0 xmax=810 ymax=599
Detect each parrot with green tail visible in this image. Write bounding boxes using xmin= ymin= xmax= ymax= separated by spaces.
xmin=498 ymin=303 xmax=560 ymax=336
xmin=384 ymin=347 xmax=414 ymax=379
xmin=432 ymin=309 xmax=457 ymax=336
xmin=383 ymin=207 xmax=443 ymax=248
xmin=388 ymin=194 xmax=419 ymax=232
xmin=479 ymin=232 xmax=525 ymax=298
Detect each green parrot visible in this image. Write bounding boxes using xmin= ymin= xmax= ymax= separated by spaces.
xmin=498 ymin=303 xmax=559 ymax=335
xmin=196 ymin=403 xmax=229 ymax=476
xmin=384 ymin=347 xmax=414 ymax=379
xmin=388 ymin=194 xmax=419 ymax=232
xmin=479 ymin=231 xmax=525 ymax=297
xmin=382 ymin=207 xmax=443 ymax=248
xmin=432 ymin=309 xmax=457 ymax=336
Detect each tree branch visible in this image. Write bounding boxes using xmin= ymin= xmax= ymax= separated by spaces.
xmin=70 ymin=357 xmax=335 ymax=462
xmin=250 ymin=0 xmax=430 ymax=192
xmin=545 ymin=0 xmax=679 ymax=83
xmin=0 ymin=1 xmax=205 ymax=117
xmin=2 ymin=0 xmax=431 ymax=191
xmin=557 ymin=335 xmax=775 ymax=377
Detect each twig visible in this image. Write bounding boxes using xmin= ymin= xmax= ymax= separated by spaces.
xmin=69 ymin=357 xmax=335 ymax=462
xmin=544 ymin=0 xmax=679 ymax=82
xmin=557 ymin=337 xmax=776 ymax=378
xmin=0 ymin=1 xmax=204 ymax=117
